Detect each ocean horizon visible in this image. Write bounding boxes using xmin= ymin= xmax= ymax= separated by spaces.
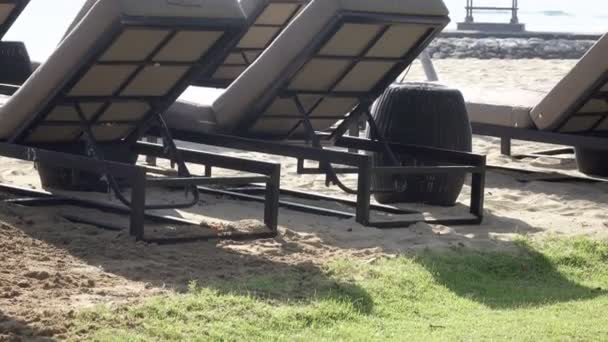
xmin=444 ymin=0 xmax=608 ymax=34
xmin=4 ymin=1 xmax=607 ymax=62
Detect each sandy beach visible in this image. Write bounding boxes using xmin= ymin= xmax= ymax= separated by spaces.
xmin=2 ymin=58 xmax=607 ymax=338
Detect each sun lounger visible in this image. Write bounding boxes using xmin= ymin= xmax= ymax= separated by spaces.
xmin=467 ymin=33 xmax=608 ymax=176
xmin=161 ymin=0 xmax=487 ymax=228
xmin=0 ymin=0 xmax=282 ymax=242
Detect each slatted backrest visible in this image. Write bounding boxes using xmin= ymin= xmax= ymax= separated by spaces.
xmin=0 ymin=0 xmax=245 ymax=144
xmin=198 ymin=0 xmax=308 ymax=87
xmin=531 ymin=34 xmax=608 ymax=134
xmin=0 ymin=0 xmax=29 ymax=39
xmin=246 ymin=13 xmax=447 ymax=137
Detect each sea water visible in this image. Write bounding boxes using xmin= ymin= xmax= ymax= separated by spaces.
xmin=7 ymin=0 xmax=607 ymax=62
xmin=444 ymin=0 xmax=608 ymax=33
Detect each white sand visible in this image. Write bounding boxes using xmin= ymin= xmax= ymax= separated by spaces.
xmin=1 ymin=59 xmax=607 ymax=337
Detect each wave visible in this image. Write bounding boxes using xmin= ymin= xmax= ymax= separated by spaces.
xmin=538 ymin=10 xmax=572 ymax=17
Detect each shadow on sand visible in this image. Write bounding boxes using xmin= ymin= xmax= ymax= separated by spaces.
xmin=6 ymin=200 xmax=374 ymax=312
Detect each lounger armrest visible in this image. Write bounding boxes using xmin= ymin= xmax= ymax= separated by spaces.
xmin=0 ymin=83 xmax=20 ymax=96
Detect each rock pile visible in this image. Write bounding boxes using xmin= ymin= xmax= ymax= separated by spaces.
xmin=427 ymin=38 xmax=596 ymax=59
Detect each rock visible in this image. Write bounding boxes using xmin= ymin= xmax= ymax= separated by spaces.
xmin=432 ymin=52 xmax=446 ymax=59
xmin=423 ymin=36 xmax=592 ymax=59
xmin=24 ymin=270 xmax=50 ymax=281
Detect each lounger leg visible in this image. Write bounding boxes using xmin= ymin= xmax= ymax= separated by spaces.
xmin=348 ymin=122 xmax=359 ymax=153
xmin=297 ymin=158 xmax=305 ymax=174
xmin=129 ymin=169 xmax=146 ymax=241
xmin=470 ymin=162 xmax=486 ymax=222
xmin=204 ymin=165 xmax=212 ymax=177
xmin=145 ymin=136 xmax=158 ymax=166
xmin=264 ymin=164 xmax=281 ymax=232
xmin=356 ymin=157 xmax=373 ymax=225
xmin=500 ymin=137 xmax=512 ymax=156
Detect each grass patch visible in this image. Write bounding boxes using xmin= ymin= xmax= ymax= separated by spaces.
xmin=70 ymin=238 xmax=608 ymax=341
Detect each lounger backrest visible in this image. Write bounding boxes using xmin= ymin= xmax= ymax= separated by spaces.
xmin=531 ymin=34 xmax=608 ymax=133
xmin=212 ymin=0 xmax=449 ymax=138
xmin=195 ymin=0 xmax=308 ymax=87
xmin=0 ymin=0 xmax=29 ymax=39
xmin=63 ymin=0 xmax=96 ymax=39
xmin=0 ymin=0 xmax=246 ymax=144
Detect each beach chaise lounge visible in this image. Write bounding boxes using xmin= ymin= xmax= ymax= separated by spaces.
xmin=0 ymin=0 xmax=283 ymax=242
xmin=162 ymin=0 xmax=487 ymax=228
xmin=467 ymin=33 xmax=608 ymax=176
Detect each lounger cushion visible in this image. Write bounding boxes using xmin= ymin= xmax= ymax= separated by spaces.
xmin=0 ymin=0 xmax=245 ymax=141
xmin=464 ymin=87 xmax=540 ymax=129
xmin=531 ymin=34 xmax=608 ymax=133
xmin=0 ymin=3 xmax=16 ymax=25
xmin=210 ymin=0 xmax=448 ymax=132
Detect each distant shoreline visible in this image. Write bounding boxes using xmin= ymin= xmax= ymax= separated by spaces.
xmin=441 ymin=30 xmax=602 ymax=41
xmin=429 ymin=34 xmax=599 ymax=60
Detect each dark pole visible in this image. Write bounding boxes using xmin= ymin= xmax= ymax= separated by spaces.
xmin=465 ymin=0 xmax=474 ymax=23
xmin=511 ymin=0 xmax=519 ymax=24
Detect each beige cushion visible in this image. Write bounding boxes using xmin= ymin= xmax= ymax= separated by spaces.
xmin=211 ymin=0 xmax=448 ymax=135
xmin=531 ymin=34 xmax=608 ymax=132
xmin=0 ymin=0 xmax=245 ymax=141
xmin=463 ymin=87 xmax=541 ymax=129
xmin=0 ymin=3 xmax=17 ymax=26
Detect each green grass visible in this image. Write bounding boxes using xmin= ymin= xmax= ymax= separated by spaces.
xmin=70 ymin=238 xmax=608 ymax=341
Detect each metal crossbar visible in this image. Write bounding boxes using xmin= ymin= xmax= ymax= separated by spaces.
xmin=0 ymin=142 xmax=281 ymax=243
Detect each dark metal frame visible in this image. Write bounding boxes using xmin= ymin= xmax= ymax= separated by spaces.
xmin=472 ymin=70 xmax=608 ymax=157
xmin=165 ymin=131 xmax=486 ymax=228
xmin=0 ymin=15 xmax=285 ymax=243
xmin=194 ymin=0 xmax=309 ymax=88
xmin=0 ymin=0 xmax=29 ymax=39
xmin=0 ymin=141 xmax=280 ymax=243
xmin=160 ymin=10 xmax=487 ymax=228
